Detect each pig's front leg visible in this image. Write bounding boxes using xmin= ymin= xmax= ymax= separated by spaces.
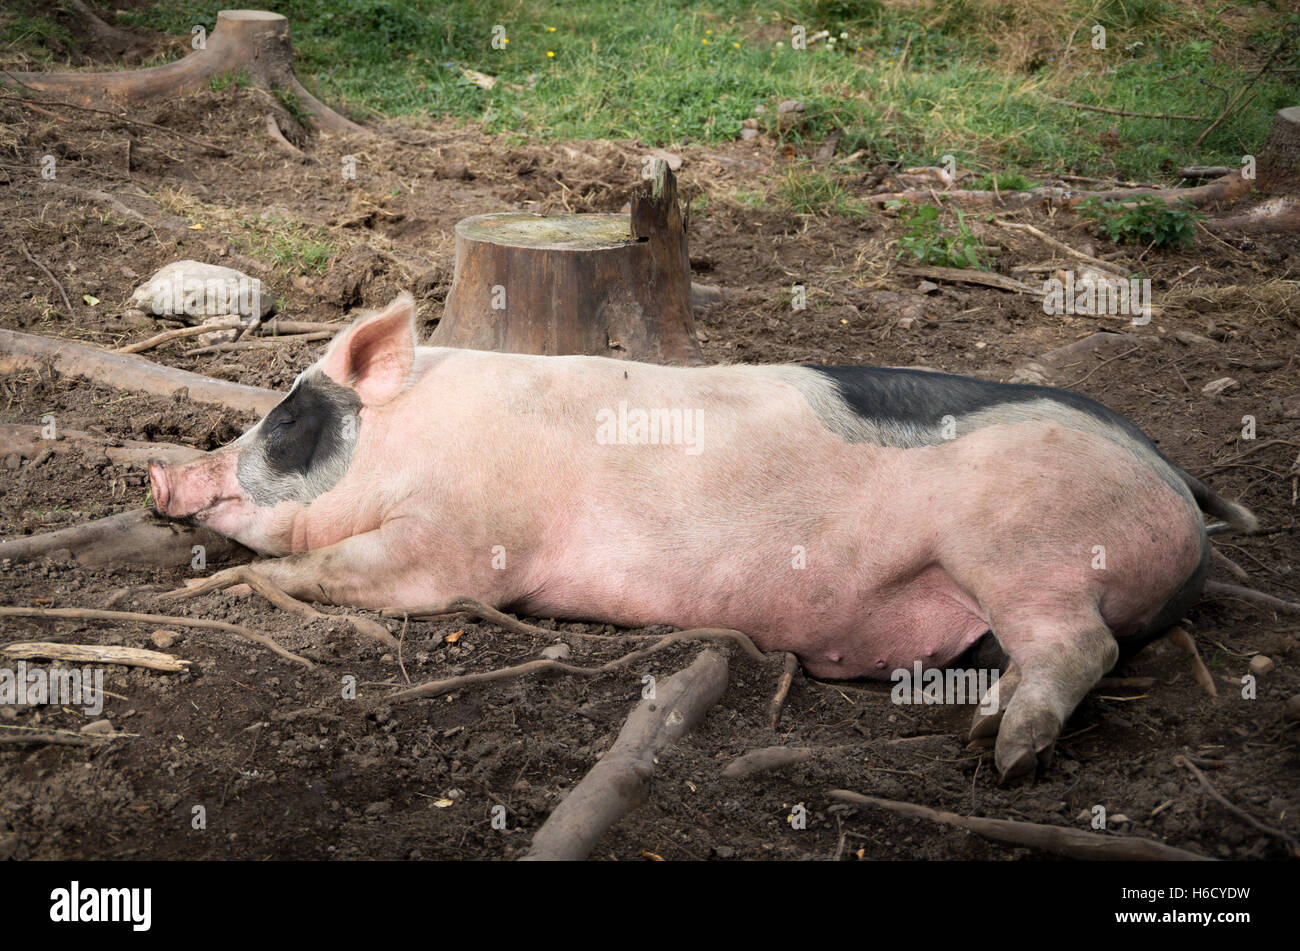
xmin=988 ymin=614 xmax=1118 ymax=780
xmin=164 ymin=527 xmax=437 ymax=610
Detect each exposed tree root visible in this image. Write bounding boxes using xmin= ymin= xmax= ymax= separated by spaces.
xmin=0 ymin=328 xmax=280 ymax=416
xmin=722 ymin=745 xmax=814 ymax=779
xmin=1202 ymin=580 xmax=1300 ymax=615
xmin=0 ymin=509 xmax=247 ymax=569
xmin=520 ymin=650 xmax=729 ymax=861
xmin=829 ymin=789 xmax=1215 ymax=861
xmin=1 ymin=10 xmax=366 ymax=135
xmin=769 ymin=651 xmax=799 ymax=729
xmin=160 ymin=565 xmax=397 ymax=649
xmin=0 ymin=606 xmax=312 ymax=669
xmin=380 ymin=595 xmax=768 ymax=661
xmin=1210 ymin=546 xmax=1250 ymax=582
xmin=1165 ymin=626 xmax=1218 ymax=698
xmin=0 ymin=423 xmax=200 ymax=468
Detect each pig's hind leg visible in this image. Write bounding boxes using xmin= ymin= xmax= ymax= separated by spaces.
xmin=983 ymin=610 xmax=1118 ymax=780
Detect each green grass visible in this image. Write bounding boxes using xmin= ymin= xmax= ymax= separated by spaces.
xmin=6 ymin=1 xmax=1295 ymax=201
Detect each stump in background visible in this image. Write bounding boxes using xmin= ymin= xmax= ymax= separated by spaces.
xmin=432 ymin=160 xmax=704 ymax=366
xmin=1257 ymin=106 xmax=1300 ymax=194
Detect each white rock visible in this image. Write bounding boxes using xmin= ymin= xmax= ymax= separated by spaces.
xmin=1248 ymin=655 xmax=1275 ymax=677
xmin=131 ymin=260 xmax=273 ymax=320
xmin=540 ymin=643 xmax=571 ymax=661
xmin=1201 ymin=377 xmax=1238 ymax=396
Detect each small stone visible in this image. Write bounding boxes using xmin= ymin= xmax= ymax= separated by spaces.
xmin=1201 ymin=377 xmax=1238 ymax=396
xmin=741 ymin=118 xmax=759 ymax=129
xmin=1109 ymin=813 xmax=1132 ymax=826
xmin=2 ymin=453 xmax=20 ymax=470
xmin=1284 ymin=694 xmax=1300 ymax=721
xmin=364 ymin=801 xmax=391 ymax=817
xmin=1282 ymin=394 xmax=1300 ymax=419
xmin=151 ymin=629 xmax=180 ymax=650
xmin=739 ymin=127 xmax=759 ymax=141
xmin=1248 ymin=655 xmax=1275 ymax=677
xmin=916 ymin=281 xmax=939 ymax=294
xmin=540 ymin=643 xmax=571 ymax=661
xmin=777 ymin=99 xmax=805 ymax=115
xmin=81 ymin=719 xmax=114 ymax=734
xmin=714 ymin=845 xmax=736 ymax=859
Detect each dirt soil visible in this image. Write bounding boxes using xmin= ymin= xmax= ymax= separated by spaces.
xmin=1 ymin=21 xmax=1298 ymax=862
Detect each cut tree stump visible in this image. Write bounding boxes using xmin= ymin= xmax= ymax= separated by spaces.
xmin=432 ymin=159 xmax=704 ymax=365
xmin=1257 ymin=106 xmax=1300 ymax=195
xmin=1 ymin=10 xmax=364 ymax=134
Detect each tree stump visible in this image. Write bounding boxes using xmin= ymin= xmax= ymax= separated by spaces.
xmin=1257 ymin=106 xmax=1300 ymax=195
xmin=1 ymin=10 xmax=363 ymax=134
xmin=432 ymin=160 xmax=703 ymax=365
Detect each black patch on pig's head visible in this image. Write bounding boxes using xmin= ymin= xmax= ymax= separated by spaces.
xmin=236 ymin=372 xmax=362 ymax=507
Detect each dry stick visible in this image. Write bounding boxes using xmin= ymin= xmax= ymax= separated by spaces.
xmin=521 ymin=650 xmax=729 ymax=861
xmin=1201 ymin=580 xmax=1300 ymax=615
xmin=183 ymin=331 xmax=333 ymax=356
xmin=992 ymin=219 xmax=1120 ymax=275
xmin=770 ymin=651 xmax=799 ymax=729
xmin=160 ymin=565 xmax=397 ymax=648
xmin=1165 ymin=626 xmax=1217 ymax=698
xmin=113 ymin=319 xmax=242 ymax=354
xmin=1 ymin=641 xmax=188 ymax=672
xmin=15 ymin=237 xmax=74 ymax=313
xmin=0 ymin=509 xmax=244 ymax=569
xmin=0 ymin=606 xmax=312 ymax=669
xmin=895 ymin=265 xmax=1039 ymax=296
xmin=829 ymin=790 xmax=1215 ymax=861
xmin=1176 ymin=755 xmax=1300 ymax=857
xmin=1040 ymin=95 xmax=1209 ymax=122
xmin=9 ymin=98 xmax=68 ymax=122
xmin=380 ymin=595 xmax=768 ymax=662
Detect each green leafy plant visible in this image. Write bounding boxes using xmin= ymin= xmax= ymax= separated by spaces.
xmin=894 ymin=202 xmax=990 ymax=269
xmin=1078 ymin=194 xmax=1203 ymax=249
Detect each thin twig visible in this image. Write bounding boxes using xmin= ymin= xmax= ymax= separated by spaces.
xmin=1041 ymin=94 xmax=1208 ymax=121
xmin=16 ymin=237 xmax=74 ymax=313
xmin=1177 ymin=755 xmax=1299 ymax=856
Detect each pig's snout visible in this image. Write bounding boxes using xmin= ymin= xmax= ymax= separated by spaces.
xmin=148 ymin=460 xmax=170 ymax=514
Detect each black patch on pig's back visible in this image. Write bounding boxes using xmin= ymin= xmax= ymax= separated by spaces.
xmin=805 ymin=364 xmax=1149 ymax=443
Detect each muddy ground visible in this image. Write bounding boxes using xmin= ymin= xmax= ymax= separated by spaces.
xmin=1 ymin=23 xmax=1298 ymax=863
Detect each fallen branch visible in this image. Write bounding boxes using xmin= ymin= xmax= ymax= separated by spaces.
xmin=0 ymin=327 xmax=280 ymax=416
xmin=1 ymin=641 xmax=189 ymax=672
xmin=113 ymin=318 xmax=241 ymax=354
xmin=896 ymin=265 xmax=1039 ymax=296
xmin=521 ymin=650 xmax=729 ymax=861
xmin=870 ymin=186 xmax=1068 ymax=209
xmin=992 ymin=219 xmax=1121 ymax=276
xmin=1202 ymin=580 xmax=1300 ymax=615
xmin=1210 ymin=546 xmax=1249 ymax=581
xmin=829 ymin=789 xmax=1215 ymax=861
xmin=1176 ymin=755 xmax=1299 ymax=857
xmin=183 ymin=330 xmax=333 ymax=356
xmin=0 ymin=509 xmax=247 ymax=568
xmin=0 ymin=732 xmax=100 ymax=748
xmin=0 ymin=605 xmax=312 ymax=669
xmin=769 ymin=651 xmax=799 ymax=730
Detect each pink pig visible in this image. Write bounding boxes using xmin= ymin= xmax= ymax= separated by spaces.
xmin=151 ymin=294 xmax=1256 ymax=778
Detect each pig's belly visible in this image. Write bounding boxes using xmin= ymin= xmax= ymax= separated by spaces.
xmin=525 ymin=560 xmax=990 ymax=681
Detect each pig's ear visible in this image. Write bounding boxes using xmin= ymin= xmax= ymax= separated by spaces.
xmin=318 ymin=294 xmax=417 ymax=404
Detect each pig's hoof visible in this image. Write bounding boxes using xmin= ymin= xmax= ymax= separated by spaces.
xmin=968 ymin=661 xmax=1020 ymax=743
xmin=994 ymin=705 xmax=1060 ymax=781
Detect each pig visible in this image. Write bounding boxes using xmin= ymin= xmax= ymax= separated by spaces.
xmin=150 ymin=293 xmax=1257 ymax=778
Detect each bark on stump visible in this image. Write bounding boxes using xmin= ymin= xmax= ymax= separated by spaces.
xmin=1 ymin=10 xmax=363 ymax=134
xmin=1257 ymin=106 xmax=1300 ymax=194
xmin=432 ymin=160 xmax=704 ymax=365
